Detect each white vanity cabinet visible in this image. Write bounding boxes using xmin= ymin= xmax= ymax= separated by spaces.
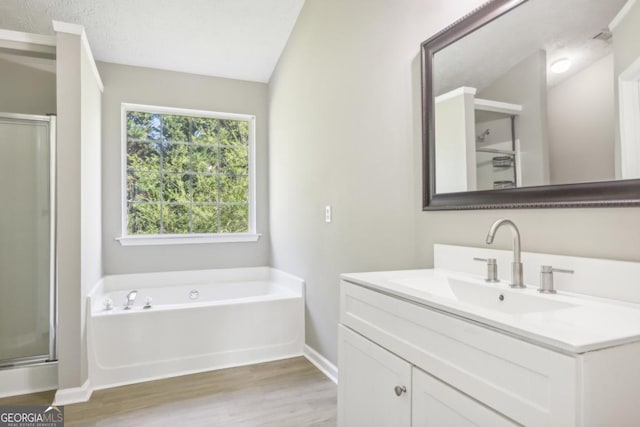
xmin=339 ymin=324 xmax=516 ymax=427
xmin=411 ymin=366 xmax=516 ymax=426
xmin=338 ymin=278 xmax=640 ymax=427
xmin=338 ymin=325 xmax=411 ymax=427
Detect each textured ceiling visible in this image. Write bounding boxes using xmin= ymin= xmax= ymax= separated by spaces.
xmin=0 ymin=0 xmax=305 ymax=83
xmin=434 ymin=0 xmax=628 ymax=95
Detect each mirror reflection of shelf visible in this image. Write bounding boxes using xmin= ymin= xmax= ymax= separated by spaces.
xmin=474 ymin=98 xmax=523 ymax=123
xmin=434 ymin=86 xmax=523 ymax=193
xmin=476 ymin=147 xmax=516 ymax=156
xmin=491 ymin=156 xmax=514 ymax=168
xmin=474 ymin=96 xmax=522 ymax=191
xmin=493 ymin=180 xmax=515 ymax=189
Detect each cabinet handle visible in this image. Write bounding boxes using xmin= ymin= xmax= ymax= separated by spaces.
xmin=394 ymin=385 xmax=407 ymax=396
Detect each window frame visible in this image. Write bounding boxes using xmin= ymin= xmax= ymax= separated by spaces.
xmin=117 ymin=103 xmax=259 ymax=246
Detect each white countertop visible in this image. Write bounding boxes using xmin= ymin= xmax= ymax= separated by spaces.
xmin=341 ymin=268 xmax=640 ymax=354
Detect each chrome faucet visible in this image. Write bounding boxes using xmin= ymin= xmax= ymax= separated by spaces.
xmin=124 ymin=290 xmax=138 ymax=309
xmin=485 ymin=219 xmax=525 ymax=288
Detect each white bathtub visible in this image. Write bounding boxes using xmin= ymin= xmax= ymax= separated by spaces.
xmin=87 ymin=267 xmax=305 ymax=389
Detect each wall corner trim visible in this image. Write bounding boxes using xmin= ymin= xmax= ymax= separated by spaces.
xmin=0 ymin=28 xmax=56 ymax=47
xmin=609 ymin=0 xmax=637 ymax=31
xmin=52 ymin=20 xmax=104 ymax=92
xmin=51 ymin=21 xmax=84 ymax=36
xmin=53 ymin=379 xmax=93 ymax=406
xmin=304 ymin=345 xmax=338 ymax=384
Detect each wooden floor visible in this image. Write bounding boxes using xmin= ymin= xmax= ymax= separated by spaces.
xmin=0 ymin=357 xmax=337 ymax=426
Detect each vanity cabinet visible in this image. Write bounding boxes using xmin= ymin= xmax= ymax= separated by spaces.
xmin=339 ymin=324 xmax=515 ymax=427
xmin=338 ymin=325 xmax=411 ymax=427
xmin=411 ymin=366 xmax=516 ymax=426
xmin=338 ymin=279 xmax=640 ymax=427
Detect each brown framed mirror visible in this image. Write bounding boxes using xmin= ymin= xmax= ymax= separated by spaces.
xmin=421 ymin=0 xmax=640 ymax=210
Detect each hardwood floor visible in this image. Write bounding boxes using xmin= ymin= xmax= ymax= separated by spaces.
xmin=0 ymin=389 xmax=55 ymax=406
xmin=0 ymin=357 xmax=337 ymax=426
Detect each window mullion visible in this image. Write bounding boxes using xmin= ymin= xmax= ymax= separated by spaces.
xmin=216 ymin=121 xmax=222 ymax=233
xmin=158 ymin=116 xmax=165 ymax=234
xmin=188 ymin=118 xmax=194 ymax=233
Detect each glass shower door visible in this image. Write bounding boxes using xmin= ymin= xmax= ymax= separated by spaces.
xmin=0 ymin=113 xmax=55 ymax=367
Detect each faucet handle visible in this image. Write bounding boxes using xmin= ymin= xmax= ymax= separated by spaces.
xmin=473 ymin=257 xmax=499 ymax=283
xmin=538 ymin=265 xmax=574 ymax=294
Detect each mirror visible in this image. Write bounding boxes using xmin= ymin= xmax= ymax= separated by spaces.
xmin=421 ymin=0 xmax=640 ymax=209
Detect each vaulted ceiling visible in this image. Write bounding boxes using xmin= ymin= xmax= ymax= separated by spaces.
xmin=0 ymin=0 xmax=306 ymax=83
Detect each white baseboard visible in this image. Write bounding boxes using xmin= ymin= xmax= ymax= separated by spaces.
xmin=53 ymin=379 xmax=92 ymax=405
xmin=304 ymin=344 xmax=338 ymax=384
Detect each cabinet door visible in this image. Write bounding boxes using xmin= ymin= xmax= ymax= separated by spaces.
xmin=412 ymin=367 xmax=517 ymax=427
xmin=338 ymin=325 xmax=411 ymax=427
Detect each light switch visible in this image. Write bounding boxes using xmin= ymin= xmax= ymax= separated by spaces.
xmin=325 ymin=205 xmax=332 ymax=223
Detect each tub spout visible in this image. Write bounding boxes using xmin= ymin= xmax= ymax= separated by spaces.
xmin=124 ymin=290 xmax=138 ymax=309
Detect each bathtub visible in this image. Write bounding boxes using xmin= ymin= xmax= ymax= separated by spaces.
xmin=87 ymin=267 xmax=304 ymax=389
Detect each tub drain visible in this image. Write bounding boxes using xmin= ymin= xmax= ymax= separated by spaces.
xmin=189 ymin=289 xmax=200 ymax=300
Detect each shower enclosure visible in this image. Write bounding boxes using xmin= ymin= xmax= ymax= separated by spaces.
xmin=0 ymin=112 xmax=56 ymax=368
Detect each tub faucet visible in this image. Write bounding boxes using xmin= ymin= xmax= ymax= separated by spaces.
xmin=124 ymin=290 xmax=138 ymax=309
xmin=485 ymin=219 xmax=524 ymax=289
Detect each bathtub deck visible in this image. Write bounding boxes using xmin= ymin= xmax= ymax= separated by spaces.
xmin=0 ymin=357 xmax=337 ymax=426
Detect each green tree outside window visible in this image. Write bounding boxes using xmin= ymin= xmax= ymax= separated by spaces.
xmin=126 ymin=110 xmax=251 ymax=235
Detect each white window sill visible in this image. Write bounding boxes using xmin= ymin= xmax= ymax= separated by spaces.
xmin=116 ymin=233 xmax=262 ymax=246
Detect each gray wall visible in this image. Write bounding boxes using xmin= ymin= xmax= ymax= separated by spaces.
xmin=56 ymin=31 xmax=83 ymax=389
xmin=97 ymin=62 xmax=270 ymax=274
xmin=269 ymin=0 xmax=487 ymax=364
xmin=547 ymin=54 xmax=615 ymax=184
xmin=80 ymin=41 xmax=103 ymax=384
xmin=0 ymin=54 xmax=55 ymax=114
xmin=269 ymin=0 xmax=640 ymax=366
xmin=56 ymin=30 xmax=103 ymax=389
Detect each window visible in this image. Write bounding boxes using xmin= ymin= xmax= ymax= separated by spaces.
xmin=119 ymin=104 xmax=257 ymax=245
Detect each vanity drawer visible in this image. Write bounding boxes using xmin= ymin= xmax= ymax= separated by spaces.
xmin=340 ymin=280 xmax=578 ymax=427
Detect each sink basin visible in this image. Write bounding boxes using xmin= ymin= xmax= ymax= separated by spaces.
xmin=341 ymin=268 xmax=640 ymax=353
xmin=395 ymin=275 xmax=577 ymax=314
